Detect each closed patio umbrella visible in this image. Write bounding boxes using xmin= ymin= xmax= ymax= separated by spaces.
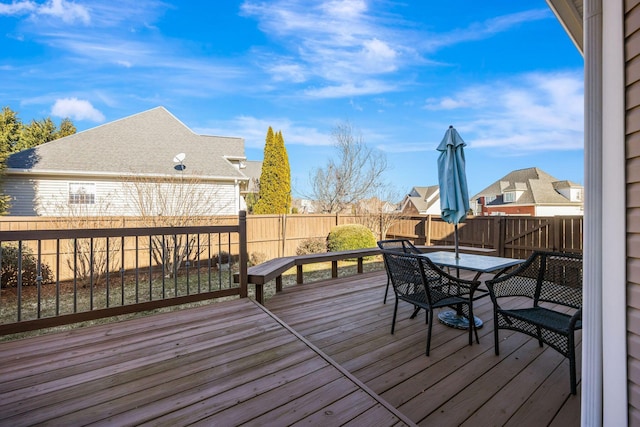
xmin=437 ymin=125 xmax=469 ymax=259
xmin=437 ymin=125 xmax=477 ymax=330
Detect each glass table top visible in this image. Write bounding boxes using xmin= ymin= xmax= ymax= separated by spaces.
xmin=421 ymin=251 xmax=524 ymax=273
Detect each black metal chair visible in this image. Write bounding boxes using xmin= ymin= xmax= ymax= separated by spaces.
xmin=377 ymin=239 xmax=422 ymax=304
xmin=485 ymin=251 xmax=583 ymax=394
xmin=380 ymin=250 xmax=481 ymax=356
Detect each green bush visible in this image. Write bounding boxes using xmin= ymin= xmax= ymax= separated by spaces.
xmin=1 ymin=244 xmax=53 ymax=287
xmin=296 ymin=238 xmax=326 ymax=255
xmin=326 ymin=224 xmax=377 ymax=252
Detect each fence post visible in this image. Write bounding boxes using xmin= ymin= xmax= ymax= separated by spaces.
xmin=238 ymin=210 xmax=248 ymax=298
xmin=494 ymin=217 xmax=506 ymax=257
xmin=282 ymin=214 xmax=287 ymax=257
xmin=426 ymin=215 xmax=432 ymax=246
xmin=552 ymin=216 xmax=561 ymax=252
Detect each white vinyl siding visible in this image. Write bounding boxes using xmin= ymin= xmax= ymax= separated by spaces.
xmin=5 ymin=176 xmax=239 ymax=217
xmin=535 ymin=205 xmax=584 ymax=216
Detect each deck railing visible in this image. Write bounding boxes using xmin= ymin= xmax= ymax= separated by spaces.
xmin=0 ymin=212 xmax=248 ymax=336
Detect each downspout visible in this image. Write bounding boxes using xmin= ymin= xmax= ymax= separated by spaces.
xmin=583 ymin=0 xmax=604 ymax=424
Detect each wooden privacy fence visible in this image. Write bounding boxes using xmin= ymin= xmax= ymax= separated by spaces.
xmin=386 ymin=215 xmax=583 ymax=259
xmin=0 ymin=213 xmax=583 ymax=266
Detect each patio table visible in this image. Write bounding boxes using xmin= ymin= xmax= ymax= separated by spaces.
xmin=420 ymin=251 xmax=525 ymax=329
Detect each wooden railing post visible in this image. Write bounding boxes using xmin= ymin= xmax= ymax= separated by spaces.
xmin=238 ymin=210 xmax=248 ymax=298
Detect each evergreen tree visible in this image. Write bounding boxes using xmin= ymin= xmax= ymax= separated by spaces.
xmin=276 ymin=130 xmax=291 ymax=212
xmin=0 ymin=106 xmax=77 ymax=214
xmin=18 ymin=118 xmax=57 ymax=151
xmin=0 ymin=107 xmax=21 ymax=154
xmin=56 ymin=118 xmax=77 ymax=139
xmin=253 ymin=127 xmax=291 ymax=214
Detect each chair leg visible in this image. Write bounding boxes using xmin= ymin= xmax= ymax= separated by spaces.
xmin=494 ymin=313 xmax=501 ymax=356
xmin=391 ymin=298 xmax=399 ymax=334
xmin=569 ymin=333 xmax=577 ymax=395
xmin=536 ymin=325 xmax=544 ymax=347
xmin=426 ymin=309 xmax=434 ymax=356
xmin=467 ymin=306 xmax=474 ymax=346
xmin=383 ymin=277 xmax=390 ymax=304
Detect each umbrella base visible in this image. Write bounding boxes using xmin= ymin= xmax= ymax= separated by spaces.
xmin=437 ymin=310 xmax=483 ymax=329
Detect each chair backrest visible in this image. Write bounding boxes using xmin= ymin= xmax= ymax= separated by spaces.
xmin=494 ymin=251 xmax=583 ymax=308
xmin=377 ymin=239 xmax=421 ymax=254
xmin=381 ymin=250 xmax=478 ymax=306
xmin=380 ymin=250 xmax=426 ymax=301
xmin=535 ymin=251 xmax=583 ymax=309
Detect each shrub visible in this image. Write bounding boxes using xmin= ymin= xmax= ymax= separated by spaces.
xmin=326 ymin=224 xmax=377 ymax=252
xmin=249 ymin=252 xmax=267 ymax=266
xmin=296 ymin=238 xmax=326 ymax=255
xmin=1 ymin=244 xmax=54 ymax=287
xmin=216 ymin=251 xmax=231 ymax=265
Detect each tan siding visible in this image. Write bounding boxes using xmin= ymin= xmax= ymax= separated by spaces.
xmin=629 ymin=80 xmax=640 ymax=108
xmin=630 ymin=131 xmax=640 ymax=158
xmin=628 ymin=1 xmax=640 ymax=423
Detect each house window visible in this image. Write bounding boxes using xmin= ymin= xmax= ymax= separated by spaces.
xmin=69 ymin=183 xmax=96 ymax=204
xmin=503 ymin=192 xmax=515 ymax=203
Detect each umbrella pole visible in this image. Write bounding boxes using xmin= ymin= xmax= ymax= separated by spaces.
xmin=454 ymin=224 xmax=459 ymax=259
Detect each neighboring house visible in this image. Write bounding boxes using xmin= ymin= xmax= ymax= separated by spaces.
xmin=240 ymin=160 xmax=262 ymax=199
xmin=470 ymin=167 xmax=584 ymax=216
xmin=549 ymin=0 xmax=632 ymax=425
xmin=291 ymin=198 xmax=317 ymax=214
xmin=4 ymin=107 xmax=254 ymax=216
xmin=399 ymin=185 xmax=441 ymax=215
xmin=354 ymin=197 xmax=398 ymax=214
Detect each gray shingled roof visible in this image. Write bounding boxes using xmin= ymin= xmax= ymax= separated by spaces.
xmin=7 ymin=107 xmax=247 ymax=180
xmin=471 ymin=167 xmax=582 ymax=205
xmin=242 ymin=160 xmax=263 ymax=193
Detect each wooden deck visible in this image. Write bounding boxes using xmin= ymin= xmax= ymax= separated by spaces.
xmin=265 ymin=270 xmax=581 ymax=427
xmin=0 ymin=297 xmax=413 ymax=426
xmin=0 ymin=269 xmax=581 ymax=426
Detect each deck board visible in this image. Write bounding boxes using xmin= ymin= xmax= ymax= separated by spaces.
xmin=0 ymin=268 xmax=581 ymax=426
xmin=265 ymin=270 xmax=581 ymax=426
xmin=0 ymin=297 xmax=412 ymax=426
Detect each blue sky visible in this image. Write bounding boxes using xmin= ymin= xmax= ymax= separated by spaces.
xmin=0 ymin=0 xmax=584 ymax=200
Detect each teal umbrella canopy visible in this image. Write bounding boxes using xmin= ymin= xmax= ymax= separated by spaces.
xmin=437 ymin=125 xmax=469 ymax=225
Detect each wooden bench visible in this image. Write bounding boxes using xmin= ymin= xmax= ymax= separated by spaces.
xmin=235 ymin=245 xmax=496 ymax=304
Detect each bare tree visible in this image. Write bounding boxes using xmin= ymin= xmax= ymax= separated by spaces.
xmin=48 ymin=196 xmax=120 ymax=287
xmin=353 ymin=186 xmax=404 ymax=240
xmin=309 ymin=121 xmax=387 ymax=213
xmin=124 ymin=175 xmax=229 ymax=277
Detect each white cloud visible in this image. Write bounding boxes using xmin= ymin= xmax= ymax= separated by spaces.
xmin=40 ymin=0 xmax=90 ymax=24
xmin=0 ymin=0 xmax=90 ymax=24
xmin=423 ymin=9 xmax=551 ymax=52
xmin=51 ymin=98 xmax=105 ymax=122
xmin=0 ymin=1 xmax=36 ymax=15
xmin=320 ymin=0 xmax=367 ymax=18
xmin=304 ymin=80 xmax=395 ymax=98
xmin=423 ymin=71 xmax=584 ymax=153
xmin=267 ymin=63 xmax=307 ymax=83
xmin=241 ymin=2 xmax=554 ymax=98
xmin=196 ymin=116 xmax=332 ymax=149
